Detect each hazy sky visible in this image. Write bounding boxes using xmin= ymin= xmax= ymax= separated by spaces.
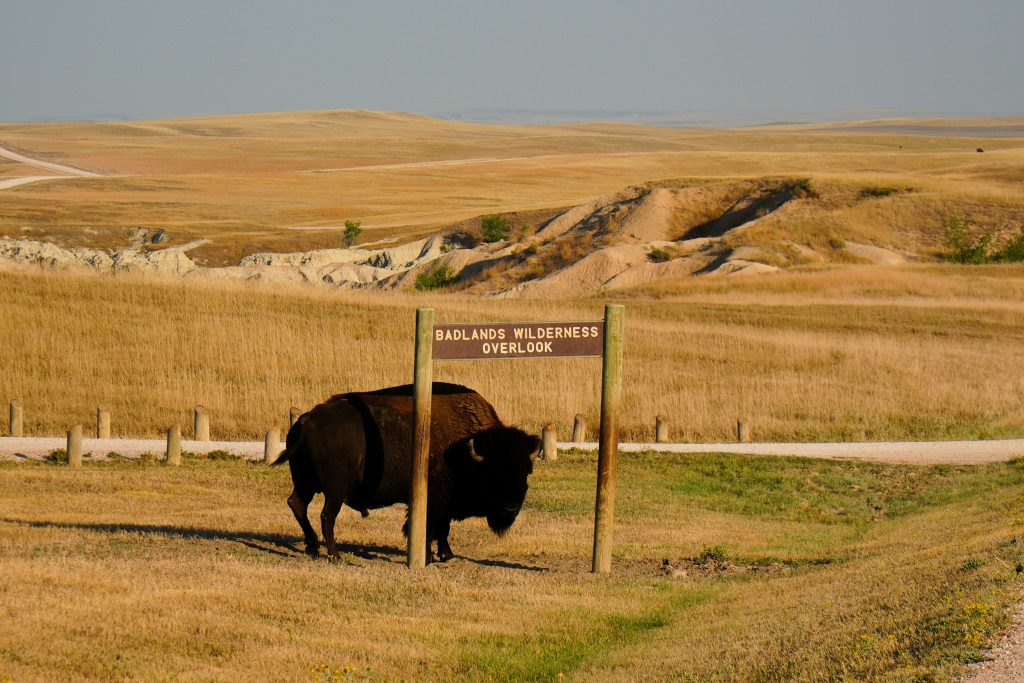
xmin=1 ymin=0 xmax=1022 ymax=122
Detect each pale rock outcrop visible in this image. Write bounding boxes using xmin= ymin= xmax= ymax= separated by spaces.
xmin=844 ymin=242 xmax=906 ymax=265
xmin=0 ymin=237 xmax=205 ymax=275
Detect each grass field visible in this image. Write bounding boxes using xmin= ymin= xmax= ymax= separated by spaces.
xmin=2 ymin=111 xmax=1024 ymax=681
xmin=2 ymin=264 xmax=1023 ymax=444
xmin=2 ymin=112 xmax=1023 ymax=265
xmin=1 ymin=451 xmax=1023 ymax=681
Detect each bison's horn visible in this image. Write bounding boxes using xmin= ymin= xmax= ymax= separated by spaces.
xmin=468 ymin=438 xmax=484 ymax=463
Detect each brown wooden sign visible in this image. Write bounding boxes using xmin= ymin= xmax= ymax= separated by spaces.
xmin=433 ymin=321 xmax=604 ymax=360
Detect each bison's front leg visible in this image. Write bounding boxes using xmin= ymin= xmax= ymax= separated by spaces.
xmin=287 ymin=487 xmax=320 ymax=558
xmin=434 ymin=518 xmax=455 ymax=563
xmin=320 ymin=495 xmax=344 ymax=560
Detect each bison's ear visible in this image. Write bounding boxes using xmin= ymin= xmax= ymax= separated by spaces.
xmin=467 ymin=438 xmax=485 ymax=463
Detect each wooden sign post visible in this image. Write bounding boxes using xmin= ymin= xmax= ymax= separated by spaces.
xmin=408 ymin=308 xmax=435 ymax=569
xmin=408 ymin=304 xmax=624 ymax=573
xmin=592 ymin=304 xmax=624 ymax=573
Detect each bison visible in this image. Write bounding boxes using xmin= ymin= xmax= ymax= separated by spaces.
xmin=277 ymin=382 xmax=540 ymax=562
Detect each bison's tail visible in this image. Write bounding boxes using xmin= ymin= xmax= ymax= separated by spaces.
xmin=273 ymin=414 xmax=306 ymax=467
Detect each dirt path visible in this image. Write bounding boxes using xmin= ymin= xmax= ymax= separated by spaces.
xmin=0 ymin=175 xmax=66 ymax=190
xmin=305 ymin=151 xmax=603 ymax=175
xmin=306 ymin=155 xmax=537 ymax=174
xmin=2 ymin=436 xmax=1022 ymax=464
xmin=0 ymin=142 xmax=101 ymax=177
xmin=0 ymin=142 xmax=102 ymax=191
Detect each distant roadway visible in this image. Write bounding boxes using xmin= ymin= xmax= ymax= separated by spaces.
xmin=0 ymin=142 xmax=101 ymax=190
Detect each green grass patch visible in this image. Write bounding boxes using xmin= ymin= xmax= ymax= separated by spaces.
xmin=459 ymin=588 xmax=710 ymax=682
xmin=528 ymin=451 xmax=1024 ymax=526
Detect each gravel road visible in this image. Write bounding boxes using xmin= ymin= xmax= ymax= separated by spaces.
xmin=964 ymin=597 xmax=1024 ymax=682
xmin=2 ymin=436 xmax=1022 ymax=464
xmin=0 ymin=142 xmax=100 ymax=177
xmin=0 ymin=437 xmax=265 ymax=461
xmin=0 ymin=142 xmax=101 ymax=191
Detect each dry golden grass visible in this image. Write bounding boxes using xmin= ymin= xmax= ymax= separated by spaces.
xmin=2 ymin=111 xmax=1023 ymax=265
xmin=1 ymin=452 xmax=1023 ymax=681
xmin=1 ymin=264 xmax=1023 ymax=443
xmin=4 ymin=111 xmax=1024 ymax=683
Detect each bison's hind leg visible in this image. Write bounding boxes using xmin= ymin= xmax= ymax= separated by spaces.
xmin=288 ymin=487 xmax=320 ymax=558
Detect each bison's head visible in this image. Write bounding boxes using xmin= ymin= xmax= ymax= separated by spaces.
xmin=459 ymin=427 xmax=540 ymax=534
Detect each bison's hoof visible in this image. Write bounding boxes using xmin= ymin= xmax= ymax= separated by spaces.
xmin=304 ymin=545 xmax=320 ymax=559
xmin=438 ymin=550 xmax=454 ymax=563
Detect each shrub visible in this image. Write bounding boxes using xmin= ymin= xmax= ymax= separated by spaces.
xmin=790 ymin=179 xmax=817 ymax=199
xmin=960 ymin=557 xmax=983 ymax=572
xmin=859 ymin=186 xmax=902 ymax=198
xmin=414 ymin=263 xmax=457 ymax=291
xmin=481 ymin=215 xmax=512 ymax=243
xmin=648 ymin=248 xmax=670 ymax=263
xmin=994 ymin=225 xmax=1024 ymax=263
xmin=204 ymin=449 xmax=236 ymax=461
xmin=943 ymin=217 xmax=1024 ymax=264
xmin=343 ymin=220 xmax=362 ymax=247
xmin=944 ymin=216 xmax=994 ymax=264
xmin=695 ymin=545 xmax=728 ymax=564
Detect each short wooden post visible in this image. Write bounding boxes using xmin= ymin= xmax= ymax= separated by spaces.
xmin=67 ymin=425 xmax=83 ymax=467
xmin=96 ymin=405 xmax=111 ymax=439
xmin=166 ymin=424 xmax=181 ymax=466
xmin=655 ymin=415 xmax=669 ymax=443
xmin=193 ymin=405 xmax=210 ymax=441
xmin=542 ymin=423 xmax=558 ymax=461
xmin=572 ymin=414 xmax=586 ymax=442
xmin=264 ymin=427 xmax=281 ymax=464
xmin=737 ymin=417 xmax=750 ymax=443
xmin=408 ymin=308 xmax=434 ymax=569
xmin=593 ymin=304 xmax=624 ymax=574
xmin=9 ymin=400 xmax=23 ymax=437
xmin=289 ymin=406 xmax=302 ymax=429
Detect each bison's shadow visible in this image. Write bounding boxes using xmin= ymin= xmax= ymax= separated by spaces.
xmin=3 ymin=518 xmax=403 ymax=561
xmin=3 ymin=518 xmax=548 ymax=570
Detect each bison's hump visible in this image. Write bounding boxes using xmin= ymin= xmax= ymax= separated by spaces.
xmin=361 ymin=382 xmax=477 ymax=397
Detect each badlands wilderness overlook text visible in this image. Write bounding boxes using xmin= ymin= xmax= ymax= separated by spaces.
xmin=432 ymin=321 xmax=604 ymax=359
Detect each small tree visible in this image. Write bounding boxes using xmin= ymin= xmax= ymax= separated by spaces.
xmin=343 ymin=220 xmax=362 ymax=248
xmin=944 ymin=216 xmax=992 ymax=264
xmin=414 ymin=264 xmax=457 ymax=291
xmin=481 ymin=214 xmax=512 ymax=243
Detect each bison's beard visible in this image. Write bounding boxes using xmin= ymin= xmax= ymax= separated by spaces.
xmin=486 ymin=506 xmax=520 ymax=536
